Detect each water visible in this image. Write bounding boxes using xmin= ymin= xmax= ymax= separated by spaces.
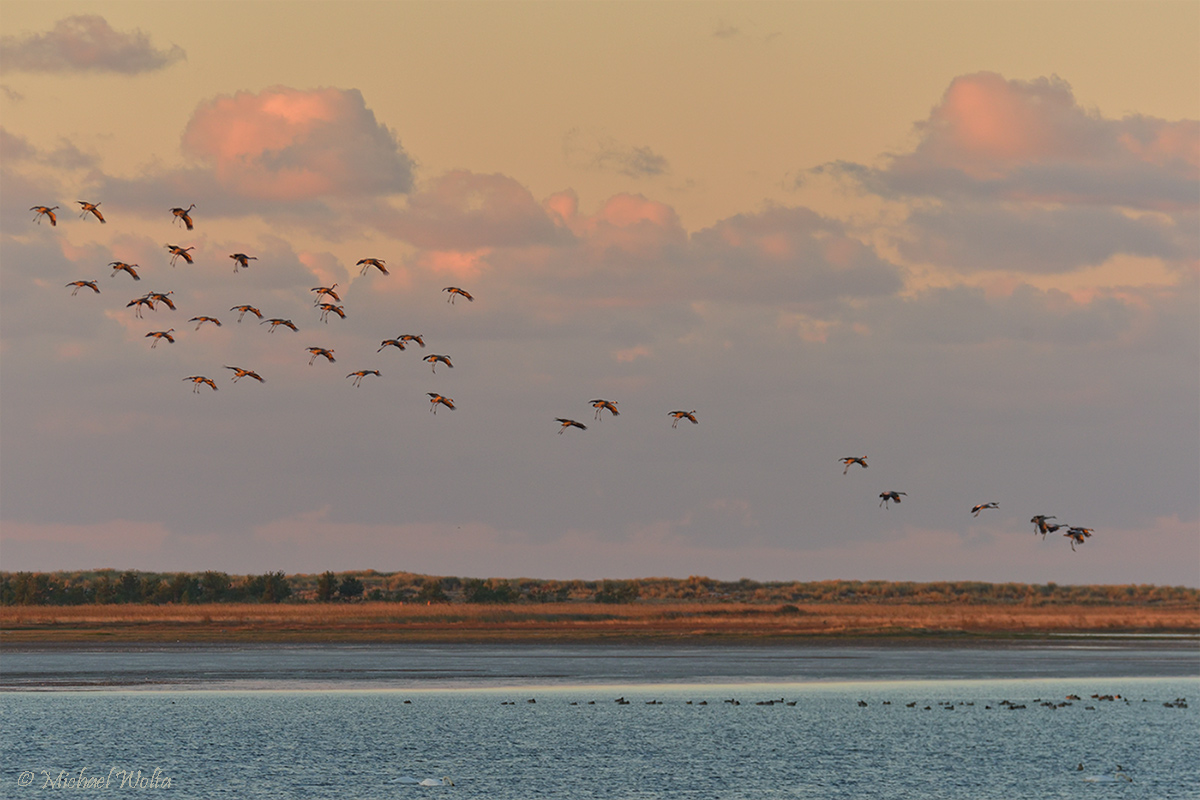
xmin=1 ymin=642 xmax=1197 ymax=798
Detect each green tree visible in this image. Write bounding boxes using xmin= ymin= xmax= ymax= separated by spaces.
xmin=337 ymin=576 xmax=365 ymax=601
xmin=595 ymin=580 xmax=640 ymax=604
xmin=417 ymin=578 xmax=449 ymax=604
xmin=317 ymin=572 xmax=338 ymax=602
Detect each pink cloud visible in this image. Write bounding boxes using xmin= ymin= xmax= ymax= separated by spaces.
xmin=388 ymin=170 xmax=566 ymax=249
xmin=181 ymin=86 xmax=413 ymax=200
xmin=844 ymin=72 xmax=1198 ymax=211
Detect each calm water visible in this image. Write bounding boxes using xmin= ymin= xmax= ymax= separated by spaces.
xmin=1 ymin=642 xmax=1197 ymax=799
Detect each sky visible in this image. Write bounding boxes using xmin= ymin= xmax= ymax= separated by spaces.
xmin=1 ymin=1 xmax=1197 ymax=586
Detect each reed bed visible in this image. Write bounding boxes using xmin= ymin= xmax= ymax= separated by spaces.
xmin=1 ymin=601 xmax=1195 ymax=643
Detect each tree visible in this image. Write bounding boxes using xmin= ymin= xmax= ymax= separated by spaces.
xmin=417 ymin=578 xmax=449 ymax=604
xmin=595 ymin=580 xmax=640 ymax=604
xmin=317 ymin=572 xmax=338 ymax=602
xmin=337 ymin=576 xmax=364 ymax=601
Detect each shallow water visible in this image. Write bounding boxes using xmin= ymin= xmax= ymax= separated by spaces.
xmin=1 ymin=643 xmax=1196 ymax=798
xmin=2 ymin=639 xmax=1197 ymax=691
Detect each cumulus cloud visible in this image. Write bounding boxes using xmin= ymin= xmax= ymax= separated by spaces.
xmin=180 ymin=86 xmax=414 ymax=201
xmin=692 ymin=205 xmax=905 ymax=302
xmin=563 ymin=128 xmax=671 ymax=178
xmin=0 ymin=15 xmax=185 ymax=75
xmin=897 ymin=204 xmax=1195 ymax=274
xmin=387 ymin=170 xmax=568 ymax=250
xmin=838 ymin=72 xmax=1199 ymax=211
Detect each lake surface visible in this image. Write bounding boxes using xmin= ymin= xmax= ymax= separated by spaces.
xmin=1 ymin=641 xmax=1197 ymax=798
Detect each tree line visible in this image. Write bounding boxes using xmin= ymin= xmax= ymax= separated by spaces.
xmin=1 ymin=570 xmax=1196 ymax=607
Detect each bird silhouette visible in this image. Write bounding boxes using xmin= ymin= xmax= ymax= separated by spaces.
xmin=318 ymin=303 xmax=346 ymax=323
xmin=590 ymin=399 xmax=619 ymax=419
xmin=126 ymin=296 xmax=155 ymax=319
xmin=311 ymin=284 xmax=340 ymax=303
xmin=145 ymin=329 xmax=175 ymax=348
xmin=77 ymin=201 xmax=105 ymax=223
xmin=225 ymin=366 xmax=265 ymax=383
xmin=1030 ymin=515 xmax=1057 ymax=537
xmin=66 ymin=280 xmax=99 ymax=295
xmin=1064 ymin=527 xmax=1094 ymax=551
xmin=879 ymin=491 xmax=907 ymax=508
xmin=170 ymin=204 xmax=195 ymax=230
xmin=669 ymin=410 xmax=698 ymax=428
xmin=357 ymin=258 xmax=388 ymax=275
xmin=109 ymin=262 xmax=141 ymax=281
xmin=261 ymin=318 xmax=298 ymax=333
xmin=840 ymin=457 xmax=868 ymax=475
xmin=424 ymin=354 xmax=453 ymax=373
xmin=347 ymin=369 xmax=380 ymax=387
xmin=400 ymin=334 xmax=425 ymax=348
xmin=427 ymin=392 xmax=455 ymax=413
xmin=229 ymin=253 xmax=257 ymax=273
xmin=306 ymin=347 xmax=336 ymax=364
xmin=443 ymin=286 xmax=473 ymax=303
xmin=165 ymin=244 xmax=194 ymax=266
xmin=183 ymin=375 xmax=217 ymax=393
xmin=556 ymin=418 xmax=587 ymax=434
xmin=189 ymin=316 xmax=221 ymax=330
xmin=230 ymin=304 xmax=263 ymax=322
xmin=377 ymin=338 xmax=406 ymax=353
xmin=31 ymin=206 xmax=58 ymax=226
xmin=971 ymin=502 xmax=999 ymax=517
xmin=144 ymin=291 xmax=175 ymax=310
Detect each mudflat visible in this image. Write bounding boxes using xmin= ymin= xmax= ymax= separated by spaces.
xmin=1 ymin=601 xmax=1196 ymax=644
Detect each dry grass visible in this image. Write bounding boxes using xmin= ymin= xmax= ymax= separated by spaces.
xmin=1 ymin=601 xmax=1196 ymax=643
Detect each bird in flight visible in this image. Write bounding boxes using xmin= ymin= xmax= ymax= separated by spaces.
xmin=144 ymin=291 xmax=175 ymax=310
xmin=225 ymin=366 xmax=265 ymax=383
xmin=357 ymin=258 xmax=388 ymax=275
xmin=377 ymin=338 xmax=406 ymax=353
xmin=556 ymin=418 xmax=587 ymax=434
xmin=590 ymin=399 xmax=619 ymax=420
xmin=669 ymin=410 xmax=698 ymax=428
xmin=306 ymin=347 xmax=336 ymax=364
xmin=400 ymin=334 xmax=425 ymax=348
xmin=971 ymin=502 xmax=999 ymax=517
xmin=879 ymin=491 xmax=907 ymax=508
xmin=424 ymin=354 xmax=453 ymax=373
xmin=77 ymin=201 xmax=105 ymax=223
xmin=1064 ymin=527 xmax=1094 ymax=552
xmin=165 ymin=245 xmax=194 ymax=266
xmin=189 ymin=316 xmax=221 ymax=330
xmin=31 ymin=206 xmax=58 ymax=226
xmin=229 ymin=253 xmax=256 ymax=273
xmin=318 ymin=303 xmax=346 ymax=323
xmin=1030 ymin=515 xmax=1057 ymax=538
xmin=262 ymin=318 xmax=298 ymax=333
xmin=183 ymin=375 xmax=218 ymax=393
xmin=311 ymin=284 xmax=340 ymax=303
xmin=443 ymin=287 xmax=473 ymax=303
xmin=170 ymin=204 xmax=195 ymax=230
xmin=347 ymin=369 xmax=380 ymax=387
xmin=840 ymin=457 xmax=868 ymax=475
xmin=145 ymin=329 xmax=175 ymax=349
xmin=427 ymin=392 xmax=455 ymax=413
xmin=66 ymin=280 xmax=99 ymax=296
xmin=109 ymin=262 xmax=140 ymax=281
xmin=126 ymin=296 xmax=155 ymax=319
xmin=230 ymin=304 xmax=263 ymax=323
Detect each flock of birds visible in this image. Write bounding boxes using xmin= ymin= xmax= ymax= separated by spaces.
xmin=837 ymin=457 xmax=1094 ymax=552
xmin=36 ymin=200 xmax=712 ymax=428
xmin=34 ymin=200 xmax=1095 ymax=551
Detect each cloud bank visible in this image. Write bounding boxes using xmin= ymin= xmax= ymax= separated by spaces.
xmin=0 ymin=15 xmax=185 ymax=75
